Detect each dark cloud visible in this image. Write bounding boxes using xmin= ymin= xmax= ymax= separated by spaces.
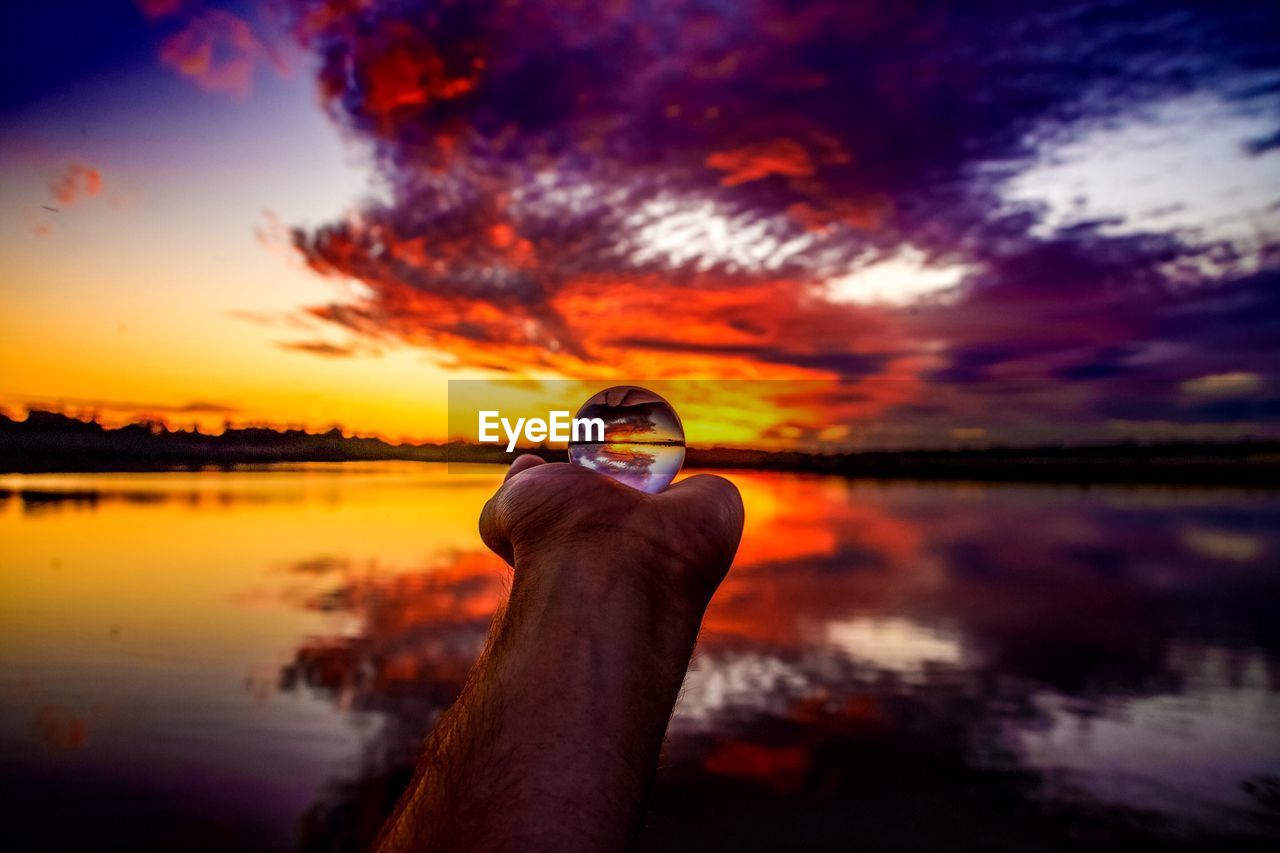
xmin=1052 ymin=346 xmax=1140 ymax=382
xmin=274 ymin=339 xmax=380 ymax=359
xmin=284 ymin=0 xmax=1280 ymax=442
xmin=20 ymin=396 xmax=239 ymax=415
xmin=615 ymin=337 xmax=891 ymax=378
xmin=1244 ymin=129 xmax=1280 ymax=156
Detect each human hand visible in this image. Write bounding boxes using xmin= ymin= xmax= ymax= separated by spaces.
xmin=373 ymin=458 xmax=744 ymax=853
xmin=480 ymin=455 xmax=744 ymax=616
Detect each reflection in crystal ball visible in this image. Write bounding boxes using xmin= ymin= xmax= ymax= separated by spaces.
xmin=567 ymin=385 xmax=686 ymax=494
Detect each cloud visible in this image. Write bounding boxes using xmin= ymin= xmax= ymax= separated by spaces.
xmin=173 ymin=399 xmax=240 ymax=413
xmin=281 ymin=0 xmax=1280 ymax=443
xmin=17 ymin=396 xmax=240 ymax=416
xmin=5 ymin=396 xmax=243 ymax=432
xmin=159 ymin=10 xmax=287 ymax=98
xmin=49 ymin=162 xmax=102 ymax=205
xmin=135 ymin=0 xmax=181 ymax=20
xmin=32 ymin=705 xmax=87 ymax=751
xmin=706 ymin=138 xmax=827 ymax=187
xmin=274 ymin=339 xmax=380 ymax=358
xmin=1182 ymin=372 xmax=1262 ymax=397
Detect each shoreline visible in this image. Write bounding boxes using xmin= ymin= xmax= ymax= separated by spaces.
xmin=4 ymin=411 xmax=1277 ymax=487
xmin=4 ymin=453 xmax=1277 ymax=489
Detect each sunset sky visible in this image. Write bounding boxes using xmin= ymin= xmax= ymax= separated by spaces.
xmin=2 ymin=0 xmax=1278 ymax=447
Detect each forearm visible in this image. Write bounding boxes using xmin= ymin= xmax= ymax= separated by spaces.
xmin=374 ymin=550 xmax=706 ymax=852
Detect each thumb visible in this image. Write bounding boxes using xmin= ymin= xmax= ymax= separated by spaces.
xmin=660 ymin=473 xmax=745 ymax=561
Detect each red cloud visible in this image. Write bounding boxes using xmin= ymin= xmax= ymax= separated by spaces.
xmin=706 ymin=139 xmax=817 ymax=186
xmin=135 ymin=0 xmax=181 ymax=19
xmin=361 ymin=40 xmax=479 ymax=121
xmin=298 ymin=218 xmax=916 ymax=379
xmin=49 ymin=163 xmax=102 ymax=205
xmin=160 ymin=10 xmax=286 ymax=98
xmin=282 ymin=0 xmax=1280 ymax=446
xmin=32 ymin=705 xmax=88 ymax=751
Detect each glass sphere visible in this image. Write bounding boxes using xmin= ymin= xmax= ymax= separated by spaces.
xmin=567 ymin=385 xmax=685 ymax=493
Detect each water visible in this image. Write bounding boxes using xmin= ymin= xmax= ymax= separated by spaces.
xmin=1 ymin=464 xmax=1277 ymax=850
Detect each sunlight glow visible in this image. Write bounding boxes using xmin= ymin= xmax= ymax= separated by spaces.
xmin=825 ymin=246 xmax=971 ymax=306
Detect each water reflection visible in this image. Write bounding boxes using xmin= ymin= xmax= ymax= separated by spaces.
xmin=567 ymin=444 xmax=687 ymax=493
xmin=1 ymin=466 xmax=1277 ymax=850
xmin=568 ymin=385 xmax=686 ymax=493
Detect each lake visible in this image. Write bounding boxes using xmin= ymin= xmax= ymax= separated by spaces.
xmin=1 ymin=464 xmax=1277 ymax=850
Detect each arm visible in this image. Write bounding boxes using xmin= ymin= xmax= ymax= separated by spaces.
xmin=373 ymin=455 xmax=744 ymax=853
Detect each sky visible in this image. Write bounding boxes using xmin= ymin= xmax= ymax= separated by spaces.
xmin=1 ymin=0 xmax=1278 ymax=447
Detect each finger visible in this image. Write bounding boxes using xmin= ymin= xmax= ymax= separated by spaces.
xmin=484 ymin=458 xmax=557 ymax=565
xmin=504 ymin=453 xmax=546 ymax=482
xmin=662 ymin=473 xmax=746 ymax=539
xmin=663 ymin=472 xmax=742 ymax=508
xmin=481 ymin=462 xmax=594 ymax=567
xmin=479 ymin=492 xmax=514 ymax=566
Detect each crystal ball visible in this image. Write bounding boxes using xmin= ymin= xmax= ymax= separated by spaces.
xmin=567 ymin=385 xmax=686 ymax=494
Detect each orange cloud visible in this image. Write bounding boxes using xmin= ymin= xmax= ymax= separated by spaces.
xmin=707 ymin=135 xmax=849 ymax=187
xmin=707 ymin=139 xmax=816 ymax=186
xmin=49 ymin=162 xmax=102 ymax=205
xmin=788 ymin=197 xmax=889 ymax=232
xmin=297 ymin=222 xmax=913 ymax=378
xmin=362 ymin=41 xmax=479 ymax=120
xmin=274 ymin=339 xmax=381 ymax=358
xmin=32 ymin=705 xmax=87 ymax=751
xmin=160 ymin=10 xmax=287 ymax=98
xmin=293 ymin=207 xmax=930 ymax=444
xmin=25 ymin=207 xmax=55 ymax=237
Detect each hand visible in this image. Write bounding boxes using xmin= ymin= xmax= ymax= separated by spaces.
xmin=375 ymin=455 xmax=744 ymax=853
xmin=480 ymin=454 xmax=744 ymax=615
